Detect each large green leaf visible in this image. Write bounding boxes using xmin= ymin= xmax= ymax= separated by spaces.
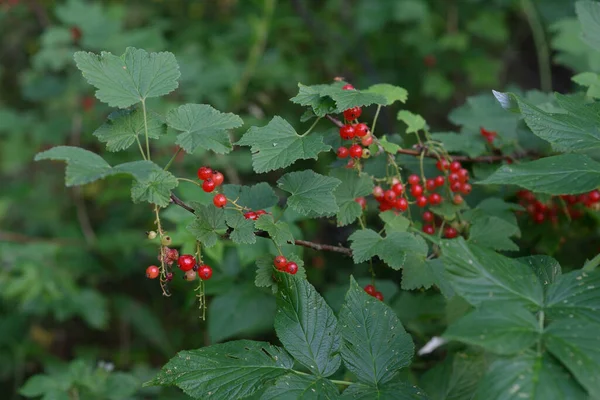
xmin=222 ymin=183 xmax=279 ymax=211
xmin=254 ymin=215 xmax=293 ymax=248
xmin=479 ymin=154 xmax=600 ymax=195
xmin=545 ymin=269 xmax=600 ymax=324
xmin=441 ymin=238 xmax=544 ymax=308
xmin=290 ymin=84 xmax=337 ymax=117
xmin=340 ymin=382 xmax=428 ymax=400
xmin=365 ymin=83 xmax=408 ymax=105
xmin=331 ymin=169 xmax=373 ymax=226
xmin=449 ymin=93 xmax=519 ymax=140
xmin=260 ymin=374 xmax=340 ymax=400
xmin=576 ymin=0 xmax=600 ymax=52
xmin=186 ymin=204 xmax=227 ymax=248
xmin=167 ymin=104 xmax=243 ymax=154
xmin=444 ymin=304 xmax=541 ymax=355
xmin=145 ymin=340 xmax=294 ymax=399
xmin=35 ymin=146 xmax=112 ymax=186
xmin=338 ymin=277 xmax=414 ymax=386
xmin=74 ymin=47 xmax=180 ymax=108
xmin=274 ymin=273 xmax=341 ymax=377
xmin=278 ymin=170 xmax=341 ymax=217
xmin=93 ymin=108 xmax=165 ymax=152
xmin=420 ymin=352 xmax=487 ymax=400
xmin=544 ymin=318 xmax=600 ymax=395
xmin=475 ymin=352 xmax=587 ymax=400
xmin=468 ymin=214 xmax=519 ymax=251
xmin=348 ymin=229 xmax=428 ymax=270
xmin=236 ymin=117 xmax=330 ymax=173
xmin=518 ymin=255 xmax=562 ymax=290
xmin=130 ymin=170 xmax=178 ymax=207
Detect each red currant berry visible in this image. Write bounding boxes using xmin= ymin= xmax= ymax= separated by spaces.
xmin=184 ymin=270 xmax=197 ymax=281
xmin=166 ymin=272 xmax=173 ymax=281
xmin=423 ymin=211 xmax=434 ymax=222
xmin=202 ymin=179 xmax=216 ymax=193
xmin=408 ymin=174 xmax=420 ymax=185
xmin=396 ymin=198 xmax=409 ymax=211
xmin=453 ymin=194 xmax=464 ymax=205
xmin=373 ymin=186 xmax=384 ymax=199
xmin=450 ymin=161 xmax=462 ymax=172
xmin=361 ymin=134 xmax=373 ymax=146
xmin=354 ymin=123 xmax=369 ymax=137
xmin=343 ymin=106 xmax=362 ymax=121
xmin=436 ymin=159 xmax=450 ymax=171
xmin=256 ymin=210 xmax=267 ymax=216
xmin=337 ymin=146 xmax=349 ymax=159
xmin=166 ymin=248 xmax=179 ymax=261
xmin=146 ymin=265 xmax=160 ymax=279
xmin=364 ymin=284 xmax=376 ymax=296
xmin=349 ymin=144 xmax=363 ymax=159
xmin=384 ymin=190 xmax=397 ymax=202
xmin=422 ymin=225 xmax=435 ymax=235
xmin=339 ymin=124 xmax=355 ymax=140
xmin=458 ymin=169 xmax=469 ymax=182
xmin=444 ymin=226 xmax=458 ymax=239
xmin=197 ymin=166 xmax=213 ymax=180
xmin=434 ymin=175 xmax=445 ymax=187
xmin=461 ymin=183 xmax=472 ymax=195
xmin=429 ymin=193 xmax=442 ymax=205
xmin=392 ymin=183 xmax=404 ymax=195
xmin=213 ymin=193 xmax=227 ymax=208
xmin=342 ymin=84 xmax=355 ymax=90
xmin=355 ymin=197 xmax=367 ymax=209
xmin=286 ymin=262 xmax=298 ymax=275
xmin=416 ymin=196 xmax=428 ymax=207
xmin=590 ymin=190 xmax=600 ymax=203
xmin=178 ymin=254 xmax=196 ymax=272
xmin=374 ymin=291 xmax=384 ymax=301
xmin=410 ymin=184 xmax=424 ymax=197
xmin=274 ymin=255 xmax=288 ymax=270
xmin=244 ymin=211 xmax=258 ymax=220
xmin=198 ymin=265 xmax=213 ymax=280
xmin=450 ymin=181 xmax=462 ymax=192
xmin=449 ymin=173 xmax=460 ymax=183
xmin=425 ymin=179 xmax=436 ymax=192
xmin=533 ymin=212 xmax=545 ymax=224
xmin=346 ymin=159 xmax=355 ymax=169
xmin=212 ymin=171 xmax=224 ymax=186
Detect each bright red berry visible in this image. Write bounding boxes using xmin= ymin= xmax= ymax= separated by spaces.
xmin=450 ymin=181 xmax=462 ymax=192
xmin=349 ymin=144 xmax=363 ymax=158
xmin=396 ymin=198 xmax=409 ymax=211
xmin=274 ymin=256 xmax=287 ymax=270
xmin=355 ymin=197 xmax=367 ymax=209
xmin=146 ymin=265 xmax=160 ymax=279
xmin=361 ymin=134 xmax=373 ymax=146
xmin=354 ymin=123 xmax=369 ymax=137
xmin=342 ymin=84 xmax=355 ymax=90
xmin=178 ymin=254 xmax=196 ymax=272
xmin=364 ymin=284 xmax=376 ymax=296
xmin=423 ymin=211 xmax=434 ymax=222
xmin=256 ymin=210 xmax=267 ymax=216
xmin=339 ymin=124 xmax=355 ymax=140
xmin=416 ymin=196 xmax=428 ymax=207
xmin=392 ymin=183 xmax=404 ymax=195
xmin=429 ymin=193 xmax=442 ymax=205
xmin=410 ymin=184 xmax=424 ymax=197
xmin=244 ymin=211 xmax=258 ymax=220
xmin=343 ymin=106 xmax=362 ymax=121
xmin=458 ymin=169 xmax=469 ymax=182
xmin=461 ymin=183 xmax=472 ymax=195
xmin=197 ymin=166 xmax=213 ymax=180
xmin=213 ymin=194 xmax=227 ymax=208
xmin=384 ymin=190 xmax=397 ymax=202
xmin=202 ymin=179 xmax=216 ymax=193
xmin=444 ymin=226 xmax=458 ymax=239
xmin=212 ymin=171 xmax=224 ymax=186
xmin=434 ymin=176 xmax=445 ymax=187
xmin=198 ymin=265 xmax=213 ymax=280
xmin=346 ymin=159 xmax=355 ymax=169
xmin=373 ymin=186 xmax=384 ymax=199
xmin=408 ymin=174 xmax=420 ymax=185
xmin=436 ymin=159 xmax=450 ymax=171
xmin=590 ymin=190 xmax=600 ymax=203
xmin=374 ymin=291 xmax=384 ymax=301
xmin=337 ymin=146 xmax=349 ymax=158
xmin=286 ymin=262 xmax=298 ymax=275
xmin=423 ymin=225 xmax=435 ymax=235
xmin=449 ymin=173 xmax=460 ymax=183
xmin=450 ymin=161 xmax=462 ymax=172
xmin=425 ymin=179 xmax=436 ymax=192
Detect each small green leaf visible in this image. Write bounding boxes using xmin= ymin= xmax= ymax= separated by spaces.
xmin=34 ymin=146 xmax=112 ymax=186
xmin=225 ymin=209 xmax=256 ymax=244
xmin=275 ymin=273 xmax=341 ymax=377
xmin=331 ymin=169 xmax=373 ymax=226
xmin=261 ymin=374 xmax=340 ymax=399
xmin=320 ymin=86 xmax=387 ymax=111
xmin=397 ymin=110 xmax=426 ymax=133
xmin=545 ymin=269 xmax=600 ymax=324
xmin=145 ymin=340 xmax=294 ymax=399
xmin=236 ymin=117 xmax=330 ymax=173
xmin=401 ymin=259 xmax=437 ymax=291
xmin=479 ymin=154 xmax=600 ymax=195
xmin=444 ymin=304 xmax=541 ymax=355
xmin=348 ymin=229 xmax=428 ymax=270
xmin=468 ymin=214 xmax=520 ymax=251
xmin=93 ymin=108 xmax=165 ymax=152
xmin=254 ymin=255 xmax=306 ymax=294
xmin=379 ymin=135 xmax=402 ymax=154
xmin=340 ymin=382 xmax=428 ymax=399
xmin=74 ymin=47 xmax=180 ymax=108
xmin=338 ymin=277 xmax=414 ymax=386
xmin=451 ymin=93 xmax=519 ymax=139
xmin=222 ymin=183 xmax=279 ymax=211
xmin=254 ymin=215 xmax=293 ymax=248
xmin=430 ymin=132 xmax=486 ymax=158
xmin=167 ymin=104 xmax=243 ymax=154
xmin=278 ymin=170 xmax=341 ymax=217
xmin=572 ymin=72 xmax=600 ymax=98
xmin=130 ymin=170 xmax=178 ymax=208
xmin=290 ymin=84 xmax=337 ymax=117
xmin=186 ymin=204 xmax=227 ymax=248
xmin=379 ymin=211 xmax=410 ymax=233
xmin=365 ymin=83 xmax=408 ymax=105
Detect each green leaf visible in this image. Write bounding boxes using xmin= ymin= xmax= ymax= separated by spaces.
xmin=444 ymin=304 xmax=541 ymax=355
xmin=35 ymin=146 xmax=112 ymax=186
xmin=545 ymin=269 xmax=600 ymax=324
xmin=93 ymin=108 xmax=165 ymax=152
xmin=331 ymin=169 xmax=373 ymax=226
xmin=320 ymin=86 xmax=387 ymax=111
xmin=145 ymin=340 xmax=294 ymax=399
xmin=365 ymin=83 xmax=408 ymax=105
xmin=222 ymin=183 xmax=279 ymax=211
xmin=379 ymin=135 xmax=402 ymax=154
xmin=186 ymin=204 xmax=227 ymax=248
xmin=576 ymin=0 xmax=600 ymax=52
xmin=225 ymin=209 xmax=256 ymax=244
xmin=544 ymin=318 xmax=600 ymax=395
xmin=20 ymin=375 xmax=68 ymax=397
xmin=254 ymin=254 xmax=306 ymax=293
xmin=420 ymin=352 xmax=487 ymax=400
xmin=348 ymin=229 xmax=428 ymax=270
xmin=518 ymin=255 xmax=562 ymax=289
xmin=338 ymin=277 xmax=414 ymax=386
xmin=236 ymin=117 xmax=330 ymax=173
xmin=130 ymin=170 xmax=178 ymax=208
xmin=74 ymin=47 xmax=180 ymax=108
xmin=451 ymin=93 xmax=519 ymax=140
xmin=275 ymin=273 xmax=341 ymax=377
xmin=379 ymin=211 xmax=410 ymax=234
xmin=441 ymin=238 xmax=544 ymax=308
xmin=572 ymin=72 xmax=600 ymax=99
xmin=397 ymin=110 xmax=426 ymax=133
xmin=254 ymin=215 xmax=293 ymax=247
xmin=475 ymin=352 xmax=587 ymax=400
xmin=261 ymin=374 xmax=340 ymax=400
xmin=290 ymin=84 xmax=337 ymax=117
xmin=208 ymin=285 xmax=275 ymax=343
xmin=167 ymin=104 xmax=243 ymax=154
xmin=340 ymin=382 xmax=428 ymax=399
xmin=479 ymin=154 xmax=600 ymax=195
xmin=430 ymin=132 xmax=487 ymax=158
xmin=468 ymin=215 xmax=519 ymax=251
xmin=401 ymin=259 xmax=437 ymax=291
xmin=278 ymin=170 xmax=341 ymax=217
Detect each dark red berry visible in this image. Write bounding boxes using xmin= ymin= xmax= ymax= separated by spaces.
xmin=429 ymin=193 xmax=442 ymax=205
xmin=461 ymin=183 xmax=472 ymax=195
xmin=450 ymin=161 xmax=462 ymax=173
xmin=274 ymin=256 xmax=287 ymax=270
xmin=202 ymin=179 xmax=216 ymax=193
xmin=213 ymin=194 xmax=227 ymax=208
xmin=212 ymin=171 xmax=224 ymax=186
xmin=178 ymin=254 xmax=196 ymax=272
xmin=71 ymin=26 xmax=82 ymax=41
xmin=450 ymin=181 xmax=462 ymax=192
xmin=396 ymin=198 xmax=409 ymax=211
xmin=343 ymin=106 xmax=362 ymax=121
xmin=354 ymin=123 xmax=369 ymax=137
xmin=425 ymin=179 xmax=436 ymax=192
xmin=392 ymin=183 xmax=404 ymax=195
xmin=244 ymin=211 xmax=258 ymax=220
xmin=364 ymin=284 xmax=376 ymax=296
xmin=286 ymin=262 xmax=298 ymax=275
xmin=416 ymin=196 xmax=428 ymax=207
xmin=374 ymin=291 xmax=384 ymax=301
xmin=198 ymin=265 xmax=213 ymax=280
xmin=444 ymin=226 xmax=458 ymax=239
xmin=436 ymin=159 xmax=450 ymax=171
xmin=349 ymin=144 xmax=363 ymax=158
xmin=408 ymin=174 xmax=420 ymax=185
xmin=81 ymin=96 xmax=95 ymax=111
xmin=146 ymin=265 xmax=160 ymax=279
xmin=590 ymin=190 xmax=600 ymax=203
xmin=423 ymin=225 xmax=435 ymax=235
xmin=458 ymin=169 xmax=469 ymax=182
xmin=166 ymin=272 xmax=173 ymax=281
xmin=449 ymin=173 xmax=460 ymax=183
xmin=384 ymin=190 xmax=397 ymax=202
xmin=197 ymin=166 xmax=213 ymax=180
xmin=355 ymin=197 xmax=367 ymax=209
xmin=361 ymin=135 xmax=373 ymax=146
xmin=340 ymin=124 xmax=355 ymax=140
xmin=337 ymin=146 xmax=349 ymax=158
xmin=423 ymin=211 xmax=434 ymax=222
xmin=410 ymin=184 xmax=424 ymax=197
xmin=342 ymin=84 xmax=355 ymax=90
xmin=434 ymin=175 xmax=445 ymax=187
xmin=256 ymin=210 xmax=267 ymax=216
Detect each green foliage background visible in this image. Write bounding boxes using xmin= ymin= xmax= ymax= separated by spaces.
xmin=1 ymin=0 xmax=597 ymax=398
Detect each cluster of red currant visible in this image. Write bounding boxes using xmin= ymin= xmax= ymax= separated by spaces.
xmin=421 ymin=210 xmax=459 ymax=239
xmin=335 ymin=85 xmax=374 ymax=166
xmin=146 ymin=251 xmax=213 ymax=281
xmin=516 ymin=189 xmax=600 ymax=224
xmin=273 ymin=255 xmax=298 ymax=275
xmin=363 ymin=284 xmax=384 ymax=301
xmin=197 ymin=166 xmax=224 ymax=193
xmin=480 ymin=127 xmax=497 ymax=144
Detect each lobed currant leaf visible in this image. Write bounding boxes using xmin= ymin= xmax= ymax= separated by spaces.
xmin=186 ymin=204 xmax=227 ymax=248
xmin=254 ymin=215 xmax=293 ymax=248
xmin=331 ymin=169 xmax=373 ymax=226
xmin=365 ymin=83 xmax=408 ymax=105
xmin=278 ymin=170 xmax=341 ymax=217
xmin=290 ymin=84 xmax=337 ymax=117
xmin=545 ymin=269 xmax=600 ymax=324
xmin=222 ymin=183 xmax=278 ymax=211
xmin=468 ymin=214 xmax=520 ymax=251
xmin=224 ymin=209 xmax=256 ymax=244
xmin=93 ymin=108 xmax=166 ymax=152
xmin=348 ymin=229 xmax=427 ymax=270
xmin=397 ymin=110 xmax=427 ymax=133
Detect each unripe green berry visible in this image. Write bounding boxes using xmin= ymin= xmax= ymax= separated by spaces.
xmin=361 ymin=148 xmax=371 ymax=159
xmin=161 ymin=236 xmax=172 ymax=246
xmin=147 ymin=231 xmax=157 ymax=240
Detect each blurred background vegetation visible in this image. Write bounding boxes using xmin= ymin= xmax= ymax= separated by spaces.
xmin=0 ymin=0 xmax=594 ymax=398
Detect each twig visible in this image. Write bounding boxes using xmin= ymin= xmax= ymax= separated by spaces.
xmin=169 ymin=193 xmax=353 ymax=256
